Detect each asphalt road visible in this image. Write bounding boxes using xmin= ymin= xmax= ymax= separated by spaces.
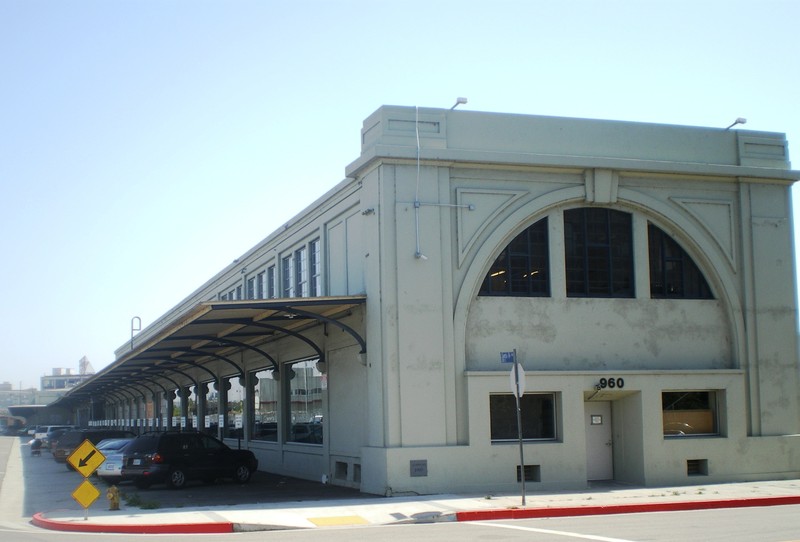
xmin=4 ymin=436 xmax=800 ymax=541
xmin=5 ymin=507 xmax=800 ymax=542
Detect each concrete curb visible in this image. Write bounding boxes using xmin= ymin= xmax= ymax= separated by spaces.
xmin=31 ymin=512 xmax=234 ymax=534
xmin=29 ymin=495 xmax=800 ymax=534
xmin=455 ymin=495 xmax=800 ymax=522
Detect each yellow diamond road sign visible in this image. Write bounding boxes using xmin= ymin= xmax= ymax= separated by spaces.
xmin=71 ymin=479 xmax=101 ymax=509
xmin=67 ymin=439 xmax=106 ymax=478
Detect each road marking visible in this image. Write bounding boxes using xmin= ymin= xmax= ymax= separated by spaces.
xmin=472 ymin=521 xmax=637 ymax=542
xmin=308 ymin=515 xmax=369 ymax=526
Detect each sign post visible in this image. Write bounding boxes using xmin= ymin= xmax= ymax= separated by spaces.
xmin=502 ymin=349 xmax=526 ymax=506
xmin=67 ymin=439 xmax=106 ymax=520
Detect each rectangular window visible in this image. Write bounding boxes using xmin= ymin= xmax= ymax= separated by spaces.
xmin=252 ymin=369 xmax=279 ymax=442
xmin=295 ymin=247 xmax=308 ymax=297
xmin=282 ymin=256 xmax=294 ymax=297
xmin=564 ymin=208 xmax=633 ymax=298
xmin=287 ymin=359 xmax=324 ymax=445
xmin=662 ymin=391 xmax=719 ymax=437
xmin=256 ymin=271 xmax=265 ymax=299
xmin=490 ymin=393 xmax=557 ymax=442
xmin=246 ymin=276 xmax=256 ymax=300
xmin=310 ymin=238 xmax=322 ymax=296
xmin=267 ymin=265 xmax=276 ymax=298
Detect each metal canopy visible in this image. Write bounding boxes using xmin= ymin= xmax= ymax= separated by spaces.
xmin=59 ymin=296 xmax=366 ymax=406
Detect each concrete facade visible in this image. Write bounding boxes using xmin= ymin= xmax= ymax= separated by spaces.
xmin=346 ymin=106 xmax=800 ymax=494
xmin=78 ymin=105 xmax=800 ymax=495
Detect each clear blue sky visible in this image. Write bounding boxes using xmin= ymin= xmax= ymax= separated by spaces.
xmin=1 ymin=1 xmax=798 ymax=389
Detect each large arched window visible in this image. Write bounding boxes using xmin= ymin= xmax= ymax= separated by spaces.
xmin=648 ymin=224 xmax=713 ymax=299
xmin=479 ymin=218 xmax=549 ymax=297
xmin=564 ymin=208 xmax=634 ymax=297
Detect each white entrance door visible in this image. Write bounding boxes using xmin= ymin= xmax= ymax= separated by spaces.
xmin=585 ymin=401 xmax=613 ymax=481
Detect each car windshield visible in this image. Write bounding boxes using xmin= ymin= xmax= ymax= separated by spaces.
xmin=58 ymin=432 xmax=87 ymax=445
xmin=97 ymin=438 xmax=132 ymax=451
xmin=124 ymin=435 xmax=161 ymax=453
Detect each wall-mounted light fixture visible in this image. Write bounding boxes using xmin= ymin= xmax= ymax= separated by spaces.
xmin=725 ymin=117 xmax=747 ymax=130
xmin=450 ymin=97 xmax=468 ymax=110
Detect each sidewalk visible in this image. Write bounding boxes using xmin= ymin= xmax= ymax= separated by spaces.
xmin=31 ymin=479 xmax=800 ymax=534
xmin=8 ymin=433 xmax=799 ymax=534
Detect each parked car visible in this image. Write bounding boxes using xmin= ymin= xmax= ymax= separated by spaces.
xmin=53 ymin=429 xmax=136 ymax=467
xmin=45 ymin=427 xmax=76 ymax=452
xmin=34 ymin=425 xmax=76 ymax=444
xmin=28 ymin=424 xmax=72 ymax=448
xmin=95 ymin=438 xmax=134 ymax=484
xmin=121 ymin=431 xmax=258 ymax=489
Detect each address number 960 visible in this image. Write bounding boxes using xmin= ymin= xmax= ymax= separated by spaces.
xmin=597 ymin=377 xmax=625 ymax=389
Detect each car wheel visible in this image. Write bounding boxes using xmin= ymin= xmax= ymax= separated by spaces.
xmin=167 ymin=467 xmax=187 ymax=489
xmin=233 ymin=464 xmax=252 ymax=483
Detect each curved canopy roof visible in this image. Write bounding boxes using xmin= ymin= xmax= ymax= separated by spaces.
xmin=57 ymin=296 xmax=366 ymax=407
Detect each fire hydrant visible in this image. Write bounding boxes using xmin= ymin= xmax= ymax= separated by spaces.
xmin=106 ymin=485 xmax=120 ymax=511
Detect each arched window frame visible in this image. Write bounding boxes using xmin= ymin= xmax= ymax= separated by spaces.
xmin=648 ymin=223 xmax=714 ymax=299
xmin=479 ymin=217 xmax=550 ymax=297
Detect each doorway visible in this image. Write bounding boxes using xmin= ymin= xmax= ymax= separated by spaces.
xmin=585 ymin=401 xmax=613 ymax=480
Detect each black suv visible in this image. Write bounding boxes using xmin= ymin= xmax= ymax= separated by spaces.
xmin=121 ymin=432 xmax=258 ymax=489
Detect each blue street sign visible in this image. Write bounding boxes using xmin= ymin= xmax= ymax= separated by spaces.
xmin=500 ymin=351 xmax=516 ymax=364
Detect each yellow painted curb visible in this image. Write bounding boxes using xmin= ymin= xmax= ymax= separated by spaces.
xmin=307 ymin=515 xmax=369 ymax=526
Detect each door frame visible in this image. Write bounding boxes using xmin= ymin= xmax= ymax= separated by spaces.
xmin=584 ymin=400 xmax=613 ymax=481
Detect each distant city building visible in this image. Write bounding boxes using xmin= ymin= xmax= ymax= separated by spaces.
xmin=3 ymin=358 xmax=96 ymax=428
xmin=40 ymin=357 xmax=95 ymax=391
xmin=0 ymin=383 xmax=37 ymax=407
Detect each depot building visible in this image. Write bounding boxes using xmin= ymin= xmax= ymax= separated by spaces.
xmin=58 ymin=105 xmax=800 ymax=494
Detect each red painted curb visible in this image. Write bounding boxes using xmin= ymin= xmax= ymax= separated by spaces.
xmin=31 ymin=512 xmax=234 ymax=534
xmin=455 ymin=496 xmax=800 ymax=522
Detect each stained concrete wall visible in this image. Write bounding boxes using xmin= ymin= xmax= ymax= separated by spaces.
xmin=352 ymin=106 xmax=799 ymax=494
xmin=102 ymin=105 xmax=799 ymax=495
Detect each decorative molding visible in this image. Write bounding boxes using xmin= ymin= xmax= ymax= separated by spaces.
xmin=585 ymin=169 xmax=619 ymax=203
xmin=671 ymin=197 xmax=736 ymax=268
xmin=456 ymin=188 xmax=527 ymax=267
xmin=737 ymin=135 xmax=789 ymax=168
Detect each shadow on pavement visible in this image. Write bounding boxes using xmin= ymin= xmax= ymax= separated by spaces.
xmin=113 ymin=470 xmax=374 ymax=509
xmin=17 ymin=436 xmax=376 ymax=515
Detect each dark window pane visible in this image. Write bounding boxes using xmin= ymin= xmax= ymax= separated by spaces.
xmin=490 ymin=393 xmax=557 ymax=441
xmin=565 ymin=208 xmax=633 ymax=298
xmin=648 ymin=224 xmax=713 ymax=299
xmin=662 ymin=391 xmax=718 ymax=436
xmin=479 ymin=218 xmax=549 ymax=297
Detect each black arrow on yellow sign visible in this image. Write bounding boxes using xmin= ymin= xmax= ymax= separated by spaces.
xmin=79 ymin=449 xmax=97 ymax=468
